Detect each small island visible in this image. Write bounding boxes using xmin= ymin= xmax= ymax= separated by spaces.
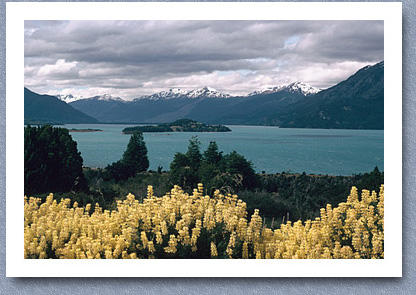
xmin=68 ymin=128 xmax=102 ymax=133
xmin=122 ymin=119 xmax=231 ymax=134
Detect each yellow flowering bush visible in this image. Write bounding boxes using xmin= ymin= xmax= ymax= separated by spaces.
xmin=24 ymin=184 xmax=383 ymax=259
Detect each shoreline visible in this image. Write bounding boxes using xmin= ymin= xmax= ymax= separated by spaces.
xmin=69 ymin=128 xmax=103 ymax=133
xmin=81 ymin=166 xmax=369 ymax=178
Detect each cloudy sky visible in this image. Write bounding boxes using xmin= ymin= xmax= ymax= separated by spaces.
xmin=24 ymin=20 xmax=383 ymax=100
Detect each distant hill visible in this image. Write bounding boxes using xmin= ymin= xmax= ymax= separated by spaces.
xmin=24 ymin=88 xmax=99 ymax=124
xmin=63 ymin=62 xmax=383 ymax=129
xmin=276 ymin=61 xmax=384 ymax=129
xmin=122 ymin=119 xmax=231 ymax=134
xmin=190 ymin=89 xmax=310 ymax=126
xmin=69 ymin=83 xmax=317 ymax=124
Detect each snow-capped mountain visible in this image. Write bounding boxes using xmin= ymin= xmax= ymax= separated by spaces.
xmin=86 ymin=94 xmax=124 ymax=102
xmin=283 ymin=81 xmax=321 ymax=96
xmin=57 ymin=62 xmax=383 ymax=129
xmin=137 ymin=88 xmax=189 ymax=101
xmin=186 ymin=86 xmax=231 ymax=99
xmin=247 ymin=86 xmax=285 ymax=96
xmin=55 ymin=94 xmax=84 ymax=103
xmin=56 ymin=93 xmax=124 ymax=103
xmin=136 ymin=86 xmax=232 ymax=101
xmin=58 ymin=82 xmax=318 ymax=103
xmin=248 ymin=82 xmax=320 ymax=97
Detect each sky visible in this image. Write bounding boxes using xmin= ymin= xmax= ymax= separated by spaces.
xmin=24 ymin=20 xmax=384 ymax=100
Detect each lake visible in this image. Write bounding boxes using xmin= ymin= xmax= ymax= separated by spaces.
xmin=62 ymin=124 xmax=383 ymax=176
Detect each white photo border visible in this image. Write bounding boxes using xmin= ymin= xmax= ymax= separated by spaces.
xmin=6 ymin=2 xmax=402 ymax=277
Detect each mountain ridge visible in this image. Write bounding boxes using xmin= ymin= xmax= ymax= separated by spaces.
xmin=26 ymin=61 xmax=383 ymax=129
xmin=56 ymin=82 xmax=320 ymax=102
xmin=24 ymin=88 xmax=99 ymax=125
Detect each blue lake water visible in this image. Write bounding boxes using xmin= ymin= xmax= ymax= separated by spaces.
xmin=62 ymin=124 xmax=383 ymax=176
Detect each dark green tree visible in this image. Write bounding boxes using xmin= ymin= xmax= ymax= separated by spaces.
xmin=357 ymin=166 xmax=384 ymax=193
xmin=169 ymin=137 xmax=202 ymax=189
xmin=104 ymin=132 xmax=149 ymax=182
xmin=169 ymin=139 xmax=258 ymax=193
xmin=24 ymin=125 xmax=87 ymax=195
xmin=169 ymin=152 xmax=192 ymax=188
xmin=223 ymin=151 xmax=259 ymax=189
xmin=185 ymin=136 xmax=202 ymax=170
xmin=203 ymin=141 xmax=222 ymax=165
xmin=199 ymin=141 xmax=224 ymax=193
xmin=122 ymin=132 xmax=149 ymax=173
xmin=103 ymin=160 xmax=134 ymax=182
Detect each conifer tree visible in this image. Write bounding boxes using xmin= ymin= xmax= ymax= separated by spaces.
xmin=24 ymin=125 xmax=87 ymax=195
xmin=104 ymin=132 xmax=149 ymax=182
xmin=122 ymin=132 xmax=149 ymax=173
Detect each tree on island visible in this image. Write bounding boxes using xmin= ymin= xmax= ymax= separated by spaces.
xmin=24 ymin=125 xmax=87 ymax=195
xmin=104 ymin=132 xmax=149 ymax=182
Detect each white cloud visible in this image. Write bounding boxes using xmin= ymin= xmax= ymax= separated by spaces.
xmin=37 ymin=59 xmax=78 ymax=76
xmin=24 ymin=20 xmax=383 ymax=99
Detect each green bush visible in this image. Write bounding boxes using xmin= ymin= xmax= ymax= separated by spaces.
xmin=24 ymin=125 xmax=87 ymax=195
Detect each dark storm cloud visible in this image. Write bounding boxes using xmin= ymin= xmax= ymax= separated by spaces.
xmin=24 ymin=20 xmax=384 ymax=99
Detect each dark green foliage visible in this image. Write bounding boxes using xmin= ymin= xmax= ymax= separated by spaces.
xmin=356 ymin=166 xmax=384 ymax=193
xmin=169 ymin=137 xmax=202 ymax=189
xmin=134 ymin=221 xmax=231 ymax=259
xmin=103 ymin=161 xmax=135 ymax=182
xmin=237 ymin=170 xmax=383 ymax=226
xmin=203 ymin=141 xmax=223 ymax=165
xmin=83 ymin=166 xmax=383 ymax=228
xmin=24 ymin=125 xmax=87 ymax=195
xmin=123 ymin=125 xmax=172 ymax=133
xmin=122 ymin=119 xmax=231 ymax=134
xmin=169 ymin=138 xmax=258 ymax=193
xmin=103 ymin=132 xmax=149 ymax=182
xmin=169 ymin=152 xmax=193 ymax=189
xmin=199 ymin=142 xmax=223 ymax=189
xmin=223 ymin=151 xmax=259 ymax=189
xmin=85 ymin=169 xmax=171 ymax=207
xmin=122 ymin=132 xmax=149 ymax=172
xmin=185 ymin=136 xmax=202 ymax=166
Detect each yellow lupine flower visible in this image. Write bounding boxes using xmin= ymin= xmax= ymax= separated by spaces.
xmin=210 ymin=242 xmax=218 ymax=258
xmin=24 ymin=185 xmax=383 ymax=259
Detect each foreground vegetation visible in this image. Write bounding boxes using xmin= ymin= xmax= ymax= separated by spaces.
xmin=24 ymin=125 xmax=88 ymax=195
xmin=25 ymin=125 xmax=384 ymax=228
xmin=78 ymin=167 xmax=383 ymax=228
xmin=24 ymin=125 xmax=384 ymax=259
xmin=24 ymin=184 xmax=383 ymax=259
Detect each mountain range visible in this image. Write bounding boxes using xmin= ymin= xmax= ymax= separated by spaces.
xmin=24 ymin=61 xmax=384 ymax=129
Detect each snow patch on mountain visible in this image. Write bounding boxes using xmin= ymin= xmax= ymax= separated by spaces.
xmin=57 ymin=81 xmax=322 ymax=103
xmin=247 ymin=86 xmax=285 ymax=96
xmin=87 ymin=94 xmax=124 ymax=102
xmin=136 ymin=86 xmax=231 ymax=101
xmin=284 ymin=81 xmax=321 ymax=96
xmin=248 ymin=81 xmax=320 ymax=97
xmin=186 ymin=86 xmax=231 ymax=99
xmin=137 ymin=88 xmax=189 ymax=101
xmin=55 ymin=94 xmax=84 ymax=103
xmin=56 ymin=93 xmax=124 ymax=103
